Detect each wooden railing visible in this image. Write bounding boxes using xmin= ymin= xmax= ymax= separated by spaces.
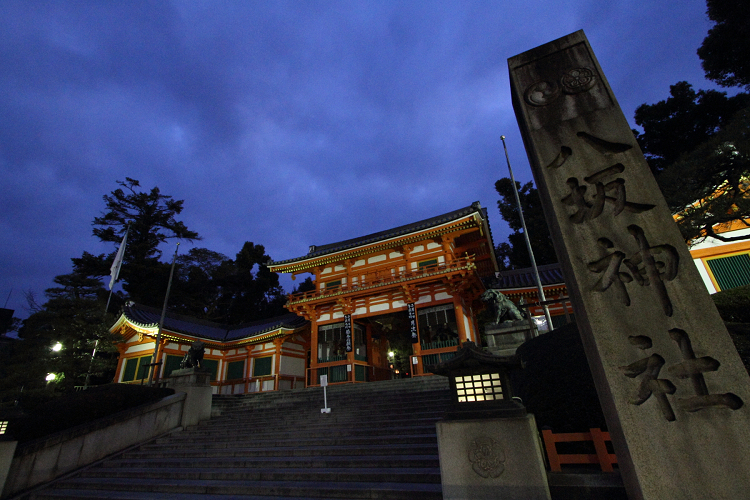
xmin=286 ymin=255 xmax=476 ymax=304
xmin=541 ymin=428 xmax=618 ymax=472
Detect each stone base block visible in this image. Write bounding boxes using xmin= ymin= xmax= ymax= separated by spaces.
xmin=437 ymin=414 xmax=550 ymax=500
xmin=165 ymin=368 xmax=212 ymax=427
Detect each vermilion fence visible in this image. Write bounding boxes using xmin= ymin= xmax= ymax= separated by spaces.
xmin=541 ymin=428 xmax=618 ymax=472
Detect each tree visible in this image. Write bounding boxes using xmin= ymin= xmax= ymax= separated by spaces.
xmin=633 ymin=82 xmax=749 ymax=175
xmin=169 ymin=242 xmax=287 ymax=324
xmin=659 ymin=106 xmax=750 ymax=242
xmin=220 ymin=242 xmax=287 ymax=324
xmin=292 ymin=276 xmax=315 ymax=294
xmin=698 ymin=0 xmax=750 ymax=90
xmin=494 ymin=178 xmax=558 ymax=269
xmin=1 ymin=266 xmax=120 ymax=401
xmin=170 ymin=248 xmax=234 ymax=321
xmin=634 ymin=83 xmax=750 ymax=242
xmin=92 ymin=178 xmax=201 ymax=307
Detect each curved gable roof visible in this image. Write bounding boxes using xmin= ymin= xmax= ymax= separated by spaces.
xmin=269 ymin=201 xmax=493 ymax=269
xmin=118 ymin=303 xmax=306 ymax=343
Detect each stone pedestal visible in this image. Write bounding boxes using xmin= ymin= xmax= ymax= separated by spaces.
xmin=165 ymin=368 xmax=212 ymax=428
xmin=485 ymin=320 xmax=535 ymax=356
xmin=0 ymin=439 xmax=17 ymax=499
xmin=437 ymin=414 xmax=550 ymax=500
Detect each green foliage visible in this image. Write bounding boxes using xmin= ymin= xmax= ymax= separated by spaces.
xmin=92 ymin=178 xmax=201 ymax=307
xmin=712 ymin=284 xmax=750 ymax=323
xmin=292 ymin=276 xmax=315 ymax=294
xmin=170 ymin=242 xmax=286 ymax=324
xmin=5 ymin=384 xmax=174 ymax=443
xmin=698 ymin=0 xmax=750 ymax=90
xmin=494 ymin=178 xmax=557 ymax=269
xmin=634 ymin=82 xmax=749 ymax=175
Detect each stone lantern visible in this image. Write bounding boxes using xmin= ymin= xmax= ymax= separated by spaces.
xmin=429 ymin=341 xmax=551 ymax=500
xmin=428 ymin=341 xmax=525 ymax=420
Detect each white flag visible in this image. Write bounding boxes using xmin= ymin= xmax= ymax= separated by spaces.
xmin=109 ymin=230 xmax=128 ymax=290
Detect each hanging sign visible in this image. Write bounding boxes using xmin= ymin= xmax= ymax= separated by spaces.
xmin=344 ymin=314 xmax=352 ymax=352
xmin=408 ymin=303 xmax=418 ymax=343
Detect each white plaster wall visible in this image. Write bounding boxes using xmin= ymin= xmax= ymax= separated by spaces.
xmin=354 ymin=307 xmax=367 ymax=316
xmin=319 ymin=313 xmax=331 ymax=321
xmin=370 ymin=303 xmax=389 ymax=313
xmin=427 ymin=242 xmax=441 ymax=250
xmin=417 ymin=295 xmax=432 ymax=304
xmin=333 ymin=311 xmax=344 ymax=319
xmin=368 ymin=254 xmax=387 ymax=264
xmin=464 ymin=316 xmax=472 ymax=342
xmin=280 ymin=356 xmax=305 ymax=376
xmin=694 ymin=258 xmax=718 ymax=294
xmin=392 ymin=300 xmax=406 ymax=308
xmin=283 ymin=342 xmax=305 ymax=352
xmin=125 ymin=343 xmax=154 ymax=354
xmin=335 ymin=265 xmax=345 ymax=271
xmin=353 ymin=259 xmax=365 ymax=267
xmin=689 ymin=228 xmax=750 ymax=251
xmin=435 ymin=292 xmax=452 ymax=300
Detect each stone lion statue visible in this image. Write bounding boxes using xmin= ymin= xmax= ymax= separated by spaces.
xmin=480 ymin=289 xmax=525 ymax=325
xmin=180 ymin=341 xmax=205 ymax=369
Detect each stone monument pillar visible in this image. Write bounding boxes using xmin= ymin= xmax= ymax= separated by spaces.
xmin=508 ymin=30 xmax=750 ymax=499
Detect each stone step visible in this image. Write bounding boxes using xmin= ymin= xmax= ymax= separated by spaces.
xmin=34 ymin=491 xmax=394 ymax=500
xmin=161 ymin=424 xmax=439 ymax=441
xmin=140 ymin=434 xmax=437 ymax=451
xmin=104 ymin=455 xmax=441 ymax=470
xmin=32 ymin=378 xmax=449 ymax=499
xmin=213 ymin=397 xmax=451 ymax=415
xmin=44 ymin=477 xmax=444 ymax=499
xmin=190 ymin=414 xmax=445 ymax=430
xmin=121 ymin=443 xmax=439 ymax=460
xmin=79 ymin=466 xmax=441 ymax=483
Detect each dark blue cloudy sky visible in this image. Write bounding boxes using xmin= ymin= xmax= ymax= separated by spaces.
xmin=0 ymin=0 xmax=724 ymax=320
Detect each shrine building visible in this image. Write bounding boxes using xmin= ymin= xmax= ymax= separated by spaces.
xmin=110 ymin=304 xmax=309 ymax=394
xmin=267 ymin=202 xmax=498 ymax=385
xmin=110 ymin=202 xmax=577 ymax=393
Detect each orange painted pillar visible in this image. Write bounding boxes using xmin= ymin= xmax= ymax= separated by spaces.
xmin=453 ymin=298 xmax=469 ymax=344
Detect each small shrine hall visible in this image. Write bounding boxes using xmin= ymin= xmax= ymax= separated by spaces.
xmin=110 ymin=202 xmax=574 ymax=392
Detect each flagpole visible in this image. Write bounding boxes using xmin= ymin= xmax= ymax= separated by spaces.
xmin=148 ymin=243 xmax=180 ymax=386
xmin=106 ymin=223 xmax=131 ymax=313
xmin=500 ymin=135 xmax=554 ymax=332
xmin=86 ymin=223 xmax=130 ymax=389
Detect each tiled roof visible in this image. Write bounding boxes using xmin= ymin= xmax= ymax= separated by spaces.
xmin=269 ymin=202 xmax=491 ymax=267
xmin=122 ymin=303 xmax=306 ymax=342
xmin=487 ymin=262 xmax=566 ymax=289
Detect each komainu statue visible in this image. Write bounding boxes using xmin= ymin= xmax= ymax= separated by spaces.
xmin=180 ymin=341 xmax=205 ymax=369
xmin=480 ymin=289 xmax=525 ymax=325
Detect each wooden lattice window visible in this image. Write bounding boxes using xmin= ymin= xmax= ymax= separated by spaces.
xmin=707 ymin=253 xmax=750 ymax=291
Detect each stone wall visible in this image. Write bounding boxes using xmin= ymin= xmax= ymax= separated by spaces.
xmin=1 ymin=392 xmax=186 ymax=498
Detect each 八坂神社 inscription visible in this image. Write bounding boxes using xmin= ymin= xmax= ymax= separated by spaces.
xmin=510 ymin=30 xmax=750 ymax=499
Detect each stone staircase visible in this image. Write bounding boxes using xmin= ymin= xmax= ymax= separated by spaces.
xmin=27 ymin=377 xmax=450 ymax=500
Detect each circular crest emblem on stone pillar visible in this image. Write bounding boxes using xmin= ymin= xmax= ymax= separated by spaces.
xmin=468 ymin=436 xmax=506 ymax=478
xmin=560 ymin=67 xmax=597 ymax=94
xmin=524 ymin=80 xmax=560 ymax=106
